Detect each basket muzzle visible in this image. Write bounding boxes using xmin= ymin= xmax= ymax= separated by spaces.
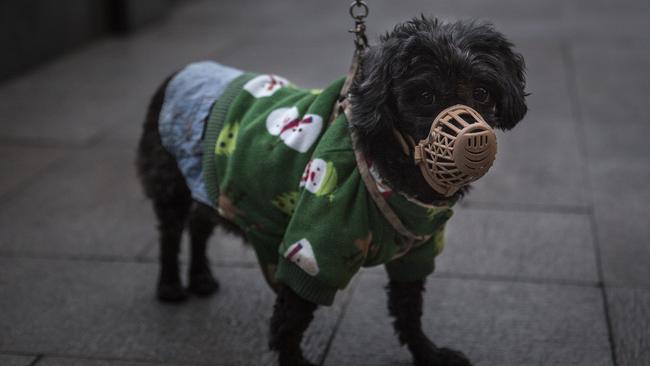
xmin=413 ymin=105 xmax=497 ymax=197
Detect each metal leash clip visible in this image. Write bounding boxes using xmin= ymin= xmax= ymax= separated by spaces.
xmin=349 ymin=0 xmax=369 ymax=51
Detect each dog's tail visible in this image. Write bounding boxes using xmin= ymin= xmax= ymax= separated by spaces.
xmin=135 ymin=73 xmax=191 ymax=203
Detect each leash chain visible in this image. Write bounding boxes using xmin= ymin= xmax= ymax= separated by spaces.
xmin=333 ymin=2 xmax=431 ymax=255
xmin=329 ymin=0 xmax=370 ymax=127
xmin=349 ymin=0 xmax=369 ymax=52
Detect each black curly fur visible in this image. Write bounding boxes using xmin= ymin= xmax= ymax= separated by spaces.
xmin=350 ymin=16 xmax=527 ymax=203
xmin=136 ymin=74 xmax=221 ymax=302
xmin=136 ymin=15 xmax=527 ymax=366
xmin=388 ymin=280 xmax=472 ymax=366
xmin=269 ymin=285 xmax=318 ymax=366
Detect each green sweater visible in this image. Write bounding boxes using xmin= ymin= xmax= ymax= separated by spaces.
xmin=203 ymin=73 xmax=454 ymax=306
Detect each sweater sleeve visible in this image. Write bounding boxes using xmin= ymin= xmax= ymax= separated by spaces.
xmin=275 ymin=150 xmax=369 ymax=306
xmin=384 ymin=222 xmax=447 ymax=283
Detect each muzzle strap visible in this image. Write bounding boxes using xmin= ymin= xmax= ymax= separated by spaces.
xmin=348 ymin=117 xmax=432 ymax=258
xmin=392 ymin=128 xmax=412 ymax=156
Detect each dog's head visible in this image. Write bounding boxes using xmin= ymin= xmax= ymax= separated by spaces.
xmin=350 ymin=16 xmax=528 ymax=203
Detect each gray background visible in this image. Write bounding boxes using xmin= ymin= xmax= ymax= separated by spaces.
xmin=0 ymin=0 xmax=174 ymax=81
xmin=0 ymin=0 xmax=648 ymax=365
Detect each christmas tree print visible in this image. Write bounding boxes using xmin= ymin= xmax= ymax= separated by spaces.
xmin=342 ymin=232 xmax=373 ymax=271
xmin=283 ymin=238 xmax=319 ymax=275
xmin=217 ymin=194 xmax=244 ymax=221
xmin=266 ymin=107 xmax=323 ymax=153
xmin=271 ymin=191 xmax=299 ymax=216
xmin=244 ymin=74 xmax=290 ymax=98
xmin=215 ymin=122 xmax=239 ymax=156
xmin=354 ymin=232 xmax=373 ymax=258
xmin=299 ymin=158 xmax=338 ymax=196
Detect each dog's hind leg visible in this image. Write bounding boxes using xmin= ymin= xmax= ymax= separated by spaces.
xmin=187 ymin=201 xmax=219 ymax=296
xmin=387 ymin=279 xmax=473 ymax=366
xmin=153 ymin=197 xmax=191 ymax=302
xmin=269 ymin=285 xmax=318 ymax=366
xmin=137 ymin=74 xmax=193 ymax=302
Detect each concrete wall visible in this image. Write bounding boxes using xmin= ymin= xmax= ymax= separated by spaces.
xmin=0 ymin=0 xmax=174 ymax=81
xmin=111 ymin=0 xmax=174 ymax=32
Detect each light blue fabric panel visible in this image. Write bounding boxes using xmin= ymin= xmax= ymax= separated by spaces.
xmin=159 ymin=61 xmax=243 ymax=207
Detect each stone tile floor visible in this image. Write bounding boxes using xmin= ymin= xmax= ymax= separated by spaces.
xmin=0 ymin=0 xmax=648 ymax=365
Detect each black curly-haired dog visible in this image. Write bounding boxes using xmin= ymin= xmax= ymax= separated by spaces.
xmin=137 ymin=16 xmax=526 ymax=366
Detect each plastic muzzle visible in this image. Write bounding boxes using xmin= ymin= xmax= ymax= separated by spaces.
xmin=413 ymin=105 xmax=497 ymax=197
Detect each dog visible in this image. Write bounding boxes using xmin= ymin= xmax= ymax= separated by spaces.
xmin=136 ymin=16 xmax=527 ymax=366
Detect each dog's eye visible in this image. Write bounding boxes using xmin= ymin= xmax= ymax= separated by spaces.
xmin=473 ymin=87 xmax=490 ymax=104
xmin=418 ymin=91 xmax=436 ymax=105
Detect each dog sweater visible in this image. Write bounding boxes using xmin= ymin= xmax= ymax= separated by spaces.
xmin=202 ymin=72 xmax=455 ymax=306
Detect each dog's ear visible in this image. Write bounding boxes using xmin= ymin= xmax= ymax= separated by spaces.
xmin=349 ymin=37 xmax=406 ymax=137
xmin=479 ymin=27 xmax=528 ymax=130
xmin=496 ymin=47 xmax=527 ymax=130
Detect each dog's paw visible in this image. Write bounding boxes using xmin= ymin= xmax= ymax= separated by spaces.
xmin=414 ymin=347 xmax=472 ymax=366
xmin=188 ymin=270 xmax=220 ymax=296
xmin=156 ymin=281 xmax=188 ymax=303
xmin=278 ymin=355 xmax=316 ymax=366
xmin=284 ymin=359 xmax=315 ymax=366
xmin=296 ymin=360 xmax=315 ymax=366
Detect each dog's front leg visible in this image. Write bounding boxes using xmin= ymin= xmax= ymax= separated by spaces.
xmin=269 ymin=285 xmax=318 ymax=366
xmin=388 ymin=279 xmax=472 ymax=366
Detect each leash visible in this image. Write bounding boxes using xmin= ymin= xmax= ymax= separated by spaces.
xmin=326 ymin=0 xmax=368 ymax=127
xmin=331 ymin=1 xmax=432 ymax=258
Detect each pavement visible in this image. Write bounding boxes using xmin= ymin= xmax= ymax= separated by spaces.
xmin=0 ymin=0 xmax=648 ymax=365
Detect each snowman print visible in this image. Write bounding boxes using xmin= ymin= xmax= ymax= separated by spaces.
xmin=299 ymin=158 xmax=337 ymax=196
xmin=244 ymin=74 xmax=290 ymax=98
xmin=266 ymin=107 xmax=323 ymax=153
xmin=283 ymin=238 xmax=319 ymax=276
